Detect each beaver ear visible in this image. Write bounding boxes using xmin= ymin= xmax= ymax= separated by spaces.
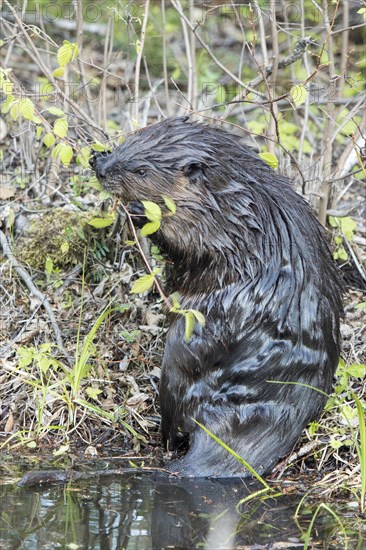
xmin=182 ymin=161 xmax=205 ymax=182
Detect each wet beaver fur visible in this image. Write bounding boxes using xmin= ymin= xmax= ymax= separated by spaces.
xmin=90 ymin=117 xmax=343 ymax=477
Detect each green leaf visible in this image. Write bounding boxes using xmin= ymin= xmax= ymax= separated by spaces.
xmin=53 ymin=117 xmax=68 ymax=138
xmin=184 ymin=311 xmax=196 ymax=341
xmin=86 ymin=387 xmax=102 ymax=400
xmin=9 ymin=101 xmax=20 ymax=120
xmin=53 ymin=444 xmax=70 ymax=457
xmin=43 ymin=132 xmax=55 ymax=148
xmin=329 ymin=216 xmax=356 ymax=240
xmin=341 ymin=404 xmax=357 ymax=422
xmin=170 ymin=292 xmax=181 ymax=311
xmin=87 ymin=216 xmax=115 ymax=229
xmin=45 ymin=256 xmax=53 ymax=276
xmin=17 ymin=346 xmax=35 ymax=368
xmin=131 ymin=273 xmax=155 ymax=294
xmin=52 ymin=67 xmax=65 ymax=78
xmin=340 ymin=217 xmax=357 ymax=240
xmin=61 ymin=241 xmax=69 ymax=254
xmin=188 ymin=309 xmax=205 ymax=327
xmin=259 ymin=152 xmax=279 ymax=169
xmin=140 ymin=221 xmax=160 ymax=236
xmin=329 ymin=438 xmax=343 ymax=450
xmin=19 ymin=98 xmax=35 ymax=121
xmin=347 ymin=363 xmax=366 ymax=378
xmin=334 ymin=247 xmax=348 ymax=261
xmin=76 ymin=146 xmax=91 ymax=167
xmin=0 ymin=79 xmax=13 ymax=95
xmin=163 ymin=196 xmax=177 ymax=215
xmin=57 ymin=41 xmax=79 ymax=67
xmin=355 ymin=302 xmax=366 ymax=313
xmin=120 ymin=329 xmax=141 ymax=343
xmin=91 ymin=141 xmax=108 ymax=152
xmin=1 ymin=94 xmax=15 ymax=114
xmin=141 ymin=200 xmax=162 ymax=223
xmin=60 ymin=144 xmax=73 ymax=167
xmin=38 ymin=355 xmax=52 ymax=372
xmin=290 ymin=84 xmax=307 ymax=107
xmin=52 ymin=142 xmax=73 ymax=167
xmin=47 ymin=107 xmax=65 ymax=117
xmin=328 ymin=216 xmax=338 ymax=228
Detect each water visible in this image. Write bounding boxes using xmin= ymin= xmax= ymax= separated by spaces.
xmin=0 ymin=470 xmax=363 ymax=549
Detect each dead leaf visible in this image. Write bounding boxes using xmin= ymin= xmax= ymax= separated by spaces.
xmin=0 ymin=185 xmax=16 ymax=200
xmin=5 ymin=411 xmax=14 ymax=433
xmin=127 ymin=392 xmax=149 ymax=408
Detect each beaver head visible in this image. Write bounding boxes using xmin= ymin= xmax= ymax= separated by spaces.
xmin=90 ymin=118 xmax=281 ymax=287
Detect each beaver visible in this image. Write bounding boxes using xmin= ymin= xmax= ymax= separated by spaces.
xmin=90 ymin=116 xmax=343 ymax=477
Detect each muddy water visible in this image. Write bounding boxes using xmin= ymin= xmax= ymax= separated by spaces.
xmin=0 ymin=471 xmax=362 ymax=549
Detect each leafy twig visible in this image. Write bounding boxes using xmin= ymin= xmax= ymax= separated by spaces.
xmin=3 ymin=0 xmax=106 ymax=138
xmin=118 ymin=205 xmax=173 ymax=310
xmin=225 ymin=38 xmax=316 ymax=116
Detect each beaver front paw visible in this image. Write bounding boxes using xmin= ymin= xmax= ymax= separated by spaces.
xmin=127 ymin=200 xmax=147 ymax=227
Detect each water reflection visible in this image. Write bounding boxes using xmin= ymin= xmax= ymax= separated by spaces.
xmin=0 ymin=471 xmax=359 ymax=549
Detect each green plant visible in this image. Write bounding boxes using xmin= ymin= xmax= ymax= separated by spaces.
xmin=9 ymin=300 xmax=132 ymax=446
xmin=350 ymin=391 xmax=366 ymax=513
xmin=329 ymin=216 xmax=357 ymax=261
xmin=296 ymin=500 xmax=348 ymax=550
xmin=122 ymin=199 xmax=206 ymax=341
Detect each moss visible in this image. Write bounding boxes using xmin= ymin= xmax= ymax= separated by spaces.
xmin=16 ymin=209 xmax=108 ymax=272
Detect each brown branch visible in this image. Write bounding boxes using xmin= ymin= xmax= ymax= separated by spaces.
xmin=225 ymin=38 xmax=316 ymax=116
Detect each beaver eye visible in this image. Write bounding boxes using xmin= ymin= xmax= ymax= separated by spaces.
xmin=135 ymin=168 xmax=147 ymax=177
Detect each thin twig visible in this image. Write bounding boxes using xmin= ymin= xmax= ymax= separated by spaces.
xmin=318 ymin=0 xmax=339 ymax=225
xmin=170 ymin=0 xmax=251 ymax=92
xmin=224 ymin=38 xmax=314 ymax=117
xmin=266 ymin=0 xmax=280 ymax=155
xmin=297 ymin=1 xmax=312 ymax=167
xmin=72 ymin=0 xmax=92 ymax=120
xmin=3 ymin=0 xmax=105 ymax=137
xmin=344 ymin=236 xmax=366 ymax=284
xmin=133 ymin=0 xmax=150 ymax=124
xmin=99 ymin=14 xmax=115 ymax=131
xmin=188 ymin=0 xmax=197 ymax=110
xmin=161 ymin=0 xmax=171 ymax=115
xmin=118 ymin=205 xmax=172 ymax=311
xmin=253 ymin=1 xmax=268 ymax=64
xmin=0 ymin=230 xmax=67 ymax=355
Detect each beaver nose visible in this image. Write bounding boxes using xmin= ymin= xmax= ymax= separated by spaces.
xmin=90 ymin=153 xmax=110 ymax=180
xmin=89 ymin=154 xmax=97 ymax=170
xmin=95 ymin=162 xmax=107 ymax=180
